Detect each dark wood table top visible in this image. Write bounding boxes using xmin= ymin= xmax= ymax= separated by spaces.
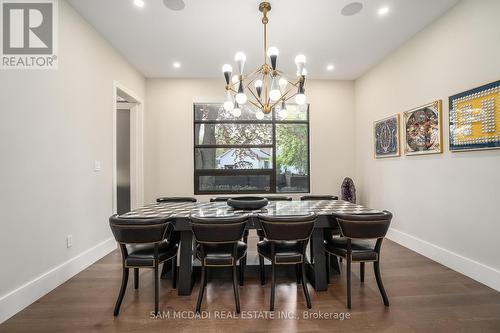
xmin=121 ymin=200 xmax=381 ymax=219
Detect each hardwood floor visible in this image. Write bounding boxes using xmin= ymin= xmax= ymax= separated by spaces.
xmin=2 ymin=238 xmax=499 ymax=333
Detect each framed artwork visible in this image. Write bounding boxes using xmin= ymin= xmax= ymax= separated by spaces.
xmin=374 ymin=114 xmax=400 ymax=158
xmin=403 ymin=100 xmax=443 ymax=155
xmin=449 ymin=80 xmax=500 ymax=152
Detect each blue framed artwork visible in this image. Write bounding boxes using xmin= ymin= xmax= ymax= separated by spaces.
xmin=449 ymin=80 xmax=500 ymax=152
xmin=374 ymin=114 xmax=400 ymax=158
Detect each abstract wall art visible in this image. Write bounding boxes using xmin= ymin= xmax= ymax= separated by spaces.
xmin=403 ymin=100 xmax=443 ymax=155
xmin=449 ymin=80 xmax=500 ymax=152
xmin=374 ymin=114 xmax=400 ymax=158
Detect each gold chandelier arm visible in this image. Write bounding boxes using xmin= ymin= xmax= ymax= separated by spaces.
xmin=247 ymin=99 xmax=262 ymax=109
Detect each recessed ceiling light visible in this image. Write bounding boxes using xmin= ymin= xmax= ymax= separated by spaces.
xmin=173 ymin=62 xmax=181 ymax=68
xmin=341 ymin=2 xmax=363 ymax=16
xmin=134 ymin=0 xmax=145 ymax=8
xmin=378 ymin=6 xmax=390 ymax=16
xmin=326 ymin=64 xmax=335 ymax=71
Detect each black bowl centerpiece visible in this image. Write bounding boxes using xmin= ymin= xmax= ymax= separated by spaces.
xmin=227 ymin=196 xmax=269 ymax=210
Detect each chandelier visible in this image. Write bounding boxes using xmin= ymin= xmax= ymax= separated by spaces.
xmin=221 ymin=2 xmax=307 ymax=119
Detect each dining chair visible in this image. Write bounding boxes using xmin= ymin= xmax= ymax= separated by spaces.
xmin=324 ymin=211 xmax=392 ymax=309
xmin=155 ymin=196 xmax=196 ymax=279
xmin=300 ymin=195 xmax=338 ymax=201
xmin=190 ymin=214 xmax=249 ymax=314
xmin=109 ymin=215 xmax=179 ymax=316
xmin=265 ymin=196 xmax=293 ymax=201
xmin=253 ymin=196 xmax=293 ymax=286
xmin=156 ymin=196 xmax=197 ymax=203
xmin=257 ymin=213 xmax=317 ymax=310
xmin=209 ymin=196 xmax=232 ymax=202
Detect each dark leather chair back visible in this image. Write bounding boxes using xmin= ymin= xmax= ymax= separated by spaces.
xmin=266 ymin=196 xmax=293 ymax=201
xmin=300 ymin=195 xmax=338 ymax=201
xmin=190 ymin=215 xmax=249 ymax=244
xmin=109 ymin=215 xmax=171 ymax=244
xmin=209 ymin=197 xmax=231 ymax=202
xmin=335 ymin=211 xmax=392 ymax=239
xmin=157 ymin=197 xmax=197 ymax=203
xmin=258 ymin=214 xmax=317 ymax=241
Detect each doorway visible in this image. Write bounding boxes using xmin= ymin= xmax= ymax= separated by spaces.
xmin=113 ymin=82 xmax=144 ymax=214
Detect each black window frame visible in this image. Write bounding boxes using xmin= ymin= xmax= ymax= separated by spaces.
xmin=193 ymin=103 xmax=310 ymax=195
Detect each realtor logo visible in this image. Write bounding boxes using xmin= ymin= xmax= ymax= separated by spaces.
xmin=1 ymin=0 xmax=58 ymax=69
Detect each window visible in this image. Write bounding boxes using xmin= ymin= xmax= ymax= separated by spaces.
xmin=194 ymin=103 xmax=310 ymax=194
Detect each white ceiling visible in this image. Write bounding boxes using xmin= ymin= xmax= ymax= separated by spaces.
xmin=67 ymin=0 xmax=459 ymax=80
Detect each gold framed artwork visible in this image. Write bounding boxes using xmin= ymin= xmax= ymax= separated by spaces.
xmin=374 ymin=114 xmax=400 ymax=158
xmin=449 ymin=80 xmax=500 ymax=152
xmin=403 ymin=100 xmax=443 ymax=155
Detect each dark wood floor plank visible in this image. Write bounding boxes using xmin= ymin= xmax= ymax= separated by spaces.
xmin=1 ymin=240 xmax=499 ymax=332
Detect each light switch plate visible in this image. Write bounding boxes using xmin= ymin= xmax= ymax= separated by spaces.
xmin=66 ymin=235 xmax=73 ymax=248
xmin=94 ymin=160 xmax=101 ymax=171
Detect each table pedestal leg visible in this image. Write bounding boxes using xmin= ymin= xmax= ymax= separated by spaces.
xmin=178 ymin=231 xmax=194 ymax=296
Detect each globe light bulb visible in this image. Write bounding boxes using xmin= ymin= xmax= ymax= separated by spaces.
xmin=295 ymin=93 xmax=307 ymax=105
xmin=267 ymin=46 xmax=279 ymax=57
xmin=256 ymin=110 xmax=265 ymax=120
xmin=280 ymin=108 xmax=288 ymax=120
xmin=235 ymin=93 xmax=247 ymax=105
xmin=222 ymin=64 xmax=232 ymax=73
xmin=234 ymin=52 xmax=247 ymax=74
xmin=232 ymin=106 xmax=241 ymax=117
xmin=269 ymin=77 xmax=281 ymax=101
xmin=295 ymin=54 xmax=306 ymax=76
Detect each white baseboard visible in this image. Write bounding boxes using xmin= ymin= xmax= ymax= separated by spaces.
xmin=0 ymin=237 xmax=116 ymax=324
xmin=387 ymin=228 xmax=500 ymax=292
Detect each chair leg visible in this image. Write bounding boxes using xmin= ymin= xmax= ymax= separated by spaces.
xmin=259 ymin=254 xmax=265 ymax=285
xmin=113 ymin=267 xmax=129 ymax=316
xmin=332 ymin=255 xmax=341 ymax=273
xmin=296 ymin=264 xmax=301 ymax=284
xmin=374 ymin=261 xmax=389 ymax=306
xmin=301 ymin=262 xmax=312 ymax=309
xmin=325 ymin=255 xmax=330 ymax=284
xmin=270 ymin=261 xmax=276 ymax=311
xmin=196 ymin=265 xmax=206 ymax=313
xmin=154 ymin=264 xmax=159 ymax=315
xmin=172 ymin=256 xmax=177 ymax=289
xmin=160 ymin=261 xmax=168 ymax=279
xmin=346 ymin=256 xmax=352 ymax=309
xmin=309 ymin=238 xmax=314 ymax=264
xmin=204 ymin=266 xmax=207 ymax=287
xmin=360 ymin=262 xmax=365 ymax=283
xmin=232 ymin=263 xmax=241 ymax=313
xmin=239 ymin=255 xmax=246 ymax=286
xmin=134 ymin=268 xmax=139 ymax=290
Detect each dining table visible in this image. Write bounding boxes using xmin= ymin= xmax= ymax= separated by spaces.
xmin=120 ymin=199 xmax=382 ymax=296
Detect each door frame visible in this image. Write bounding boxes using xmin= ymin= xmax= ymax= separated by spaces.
xmin=112 ymin=81 xmax=144 ymax=214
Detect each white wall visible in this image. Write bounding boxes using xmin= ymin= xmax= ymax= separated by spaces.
xmin=0 ymin=0 xmax=145 ymax=321
xmin=354 ymin=0 xmax=500 ymax=289
xmin=144 ymin=79 xmax=355 ymax=202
